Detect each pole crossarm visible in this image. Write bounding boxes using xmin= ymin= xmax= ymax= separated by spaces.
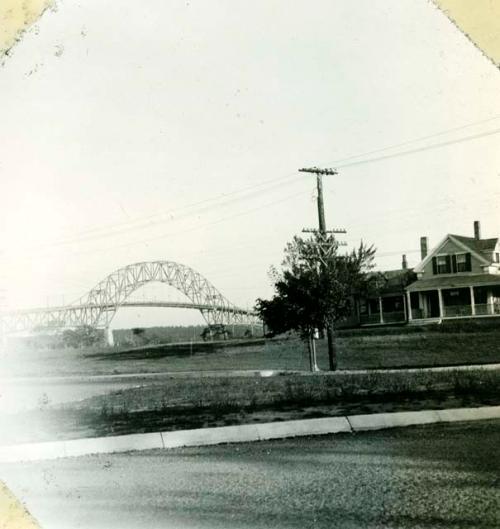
xmin=299 ymin=167 xmax=338 ymax=176
xmin=302 ymin=228 xmax=347 ymax=235
xmin=0 ymin=261 xmax=260 ymax=335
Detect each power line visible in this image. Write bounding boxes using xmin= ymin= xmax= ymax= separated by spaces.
xmin=20 ymin=114 xmax=500 ymax=251
xmin=60 ymin=173 xmax=303 ymax=241
xmin=5 ymin=115 xmax=500 ymax=261
xmin=17 ymin=190 xmax=306 ymax=261
xmin=324 ymin=113 xmax=500 ymax=167
xmin=6 ymin=175 xmax=304 ymax=254
xmin=334 ymin=127 xmax=500 ymax=170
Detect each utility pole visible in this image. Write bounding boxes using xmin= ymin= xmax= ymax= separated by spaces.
xmin=299 ymin=167 xmax=337 ymax=233
xmin=299 ymin=166 xmax=345 ymax=371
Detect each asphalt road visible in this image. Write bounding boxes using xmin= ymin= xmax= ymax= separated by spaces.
xmin=1 ymin=421 xmax=499 ymax=529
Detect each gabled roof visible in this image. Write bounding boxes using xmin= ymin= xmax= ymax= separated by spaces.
xmin=450 ymin=235 xmax=498 ymax=254
xmin=413 ymin=233 xmax=493 ymax=273
xmin=367 ymin=269 xmax=416 ymax=294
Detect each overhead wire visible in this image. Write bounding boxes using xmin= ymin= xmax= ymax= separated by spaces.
xmin=323 ymin=113 xmax=500 ymax=167
xmin=57 ymin=172 xmax=303 ymax=240
xmin=21 ymin=189 xmax=307 ymax=261
xmin=17 ymin=114 xmax=500 ymax=252
xmin=334 ymin=127 xmax=500 ymax=170
xmin=4 ymin=112 xmax=500 ymax=289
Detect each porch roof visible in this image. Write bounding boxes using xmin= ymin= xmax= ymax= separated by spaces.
xmin=406 ymin=273 xmax=500 ymax=292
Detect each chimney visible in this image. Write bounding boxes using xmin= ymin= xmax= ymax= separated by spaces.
xmin=474 ymin=220 xmax=481 ymax=240
xmin=402 ymin=254 xmax=408 ymax=270
xmin=420 ymin=237 xmax=428 ymax=260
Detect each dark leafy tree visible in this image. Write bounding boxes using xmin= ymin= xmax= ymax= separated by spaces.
xmin=256 ymin=233 xmax=377 ymax=370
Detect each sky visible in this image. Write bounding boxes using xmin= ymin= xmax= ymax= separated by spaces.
xmin=1 ymin=0 xmax=500 ymax=328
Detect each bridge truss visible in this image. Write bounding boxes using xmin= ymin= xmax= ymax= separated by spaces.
xmin=1 ymin=261 xmax=260 ymax=340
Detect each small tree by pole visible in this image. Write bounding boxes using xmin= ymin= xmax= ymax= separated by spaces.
xmin=255 ymin=233 xmax=377 ymax=370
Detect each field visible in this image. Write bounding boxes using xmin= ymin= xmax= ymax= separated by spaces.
xmin=3 ymin=367 xmax=499 ymax=445
xmin=2 ymin=328 xmax=500 ymax=445
xmin=3 ymin=328 xmax=500 ymax=378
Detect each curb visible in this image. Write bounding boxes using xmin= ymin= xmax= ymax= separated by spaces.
xmin=1 ymin=406 xmax=499 ymax=463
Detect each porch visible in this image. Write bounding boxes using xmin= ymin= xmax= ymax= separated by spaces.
xmin=358 ymin=294 xmax=407 ymax=325
xmin=406 ymin=276 xmax=500 ymax=321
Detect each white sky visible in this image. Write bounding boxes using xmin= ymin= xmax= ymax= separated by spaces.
xmin=1 ymin=0 xmax=500 ymax=327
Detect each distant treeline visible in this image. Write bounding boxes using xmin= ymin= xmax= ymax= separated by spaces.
xmin=10 ymin=324 xmax=263 ymax=350
xmin=114 ymin=324 xmax=262 ymax=347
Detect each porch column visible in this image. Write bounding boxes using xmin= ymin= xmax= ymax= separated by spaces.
xmin=487 ymin=290 xmax=494 ymax=314
xmin=469 ymin=286 xmax=476 ymax=316
xmin=437 ymin=289 xmax=444 ymax=318
xmin=406 ymin=291 xmax=412 ymax=321
xmin=378 ymin=297 xmax=384 ymax=324
xmin=355 ymin=298 xmax=361 ymax=324
xmin=418 ymin=292 xmax=425 ymax=318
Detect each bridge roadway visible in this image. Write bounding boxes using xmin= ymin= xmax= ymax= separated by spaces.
xmin=0 ymin=301 xmax=259 ymax=344
xmin=3 ymin=301 xmax=254 ymax=316
xmin=1 ymin=261 xmax=261 ymax=339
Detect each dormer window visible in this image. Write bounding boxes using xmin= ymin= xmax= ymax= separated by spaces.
xmin=432 ymin=253 xmax=471 ymax=275
xmin=456 ymin=253 xmax=468 ymax=272
xmin=434 ymin=255 xmax=451 ymax=274
xmin=437 ymin=255 xmax=449 ymax=274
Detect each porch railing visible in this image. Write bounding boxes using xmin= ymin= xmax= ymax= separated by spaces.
xmin=359 ymin=314 xmax=382 ymax=325
xmin=360 ymin=311 xmax=406 ymax=325
xmin=444 ymin=304 xmax=500 ymax=318
xmin=411 ymin=308 xmax=423 ymax=320
xmin=473 ymin=303 xmax=500 ymax=316
xmin=443 ymin=305 xmax=472 ymax=317
xmin=362 ymin=304 xmax=500 ymax=323
xmin=383 ymin=311 xmax=406 ymax=323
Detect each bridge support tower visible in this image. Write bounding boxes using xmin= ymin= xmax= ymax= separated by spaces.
xmin=105 ymin=327 xmax=114 ymax=347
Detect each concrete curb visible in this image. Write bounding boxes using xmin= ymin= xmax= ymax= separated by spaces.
xmin=347 ymin=405 xmax=500 ymax=432
xmin=1 ymin=406 xmax=499 ymax=463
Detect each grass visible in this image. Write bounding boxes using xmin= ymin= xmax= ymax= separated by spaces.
xmin=3 ymin=329 xmax=500 ymax=378
xmin=2 ymin=327 xmax=500 ymax=444
xmin=3 ymin=367 xmax=499 ymax=445
xmin=74 ymin=368 xmax=500 ymax=412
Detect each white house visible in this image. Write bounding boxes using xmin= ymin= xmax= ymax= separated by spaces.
xmin=406 ymin=221 xmax=500 ymax=321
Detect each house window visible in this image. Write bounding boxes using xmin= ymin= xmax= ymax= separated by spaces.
xmin=456 ymin=253 xmax=468 ymax=272
xmin=436 ymin=255 xmax=450 ymax=274
xmin=432 ymin=253 xmax=471 ymax=275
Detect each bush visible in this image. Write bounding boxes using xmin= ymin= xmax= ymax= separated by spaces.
xmin=62 ymin=326 xmax=103 ymax=348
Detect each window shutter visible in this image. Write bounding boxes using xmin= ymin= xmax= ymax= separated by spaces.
xmin=432 ymin=257 xmax=437 ymax=275
xmin=465 ymin=253 xmax=472 ymax=272
xmin=451 ymin=254 xmax=457 ymax=273
xmin=445 ymin=255 xmax=452 ymax=273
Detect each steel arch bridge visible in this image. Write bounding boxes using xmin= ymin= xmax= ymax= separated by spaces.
xmin=0 ymin=261 xmax=259 ymax=341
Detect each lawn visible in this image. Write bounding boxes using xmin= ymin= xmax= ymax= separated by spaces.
xmin=2 ymin=366 xmax=499 ymax=445
xmin=3 ymin=329 xmax=500 ymax=378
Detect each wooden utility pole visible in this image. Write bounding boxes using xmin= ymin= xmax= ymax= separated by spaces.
xmin=299 ymin=166 xmax=345 ymax=371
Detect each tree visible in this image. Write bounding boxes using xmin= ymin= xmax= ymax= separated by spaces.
xmin=256 ymin=233 xmax=377 ymax=370
xmin=62 ymin=325 xmax=102 ymax=348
